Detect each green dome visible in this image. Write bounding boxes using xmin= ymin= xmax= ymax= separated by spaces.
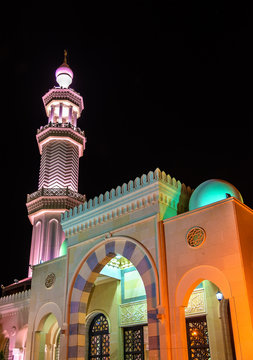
xmin=59 ymin=239 xmax=68 ymax=256
xmin=189 ymin=179 xmax=243 ymax=211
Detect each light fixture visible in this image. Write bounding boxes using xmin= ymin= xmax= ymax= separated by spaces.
xmin=216 ymin=289 xmax=223 ymax=301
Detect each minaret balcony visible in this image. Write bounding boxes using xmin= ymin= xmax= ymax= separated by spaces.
xmin=36 ymin=122 xmax=86 ymax=157
xmin=42 ymin=88 xmax=84 ymax=117
xmin=26 ymin=187 xmax=86 ymax=223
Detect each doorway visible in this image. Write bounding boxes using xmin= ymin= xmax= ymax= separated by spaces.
xmin=185 ymin=280 xmax=236 ymax=360
xmin=186 ymin=315 xmax=210 ymax=359
xmin=123 ymin=325 xmax=144 ymax=360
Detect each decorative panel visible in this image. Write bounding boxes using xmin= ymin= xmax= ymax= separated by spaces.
xmin=185 ymin=289 xmax=206 ymax=317
xmin=120 ymin=300 xmax=147 ymax=326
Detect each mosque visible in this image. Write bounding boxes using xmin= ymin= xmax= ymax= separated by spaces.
xmin=0 ymin=53 xmax=252 ymax=360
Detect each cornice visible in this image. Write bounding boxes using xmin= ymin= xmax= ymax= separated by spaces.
xmin=36 ymin=125 xmax=86 ymax=156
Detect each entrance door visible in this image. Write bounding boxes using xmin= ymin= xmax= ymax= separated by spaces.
xmin=88 ymin=313 xmax=110 ymax=360
xmin=124 ymin=326 xmax=144 ymax=360
xmin=186 ymin=315 xmax=211 ymax=360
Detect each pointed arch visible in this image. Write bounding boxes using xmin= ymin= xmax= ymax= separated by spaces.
xmin=34 ymin=302 xmax=63 ymax=331
xmin=175 ymin=265 xmax=232 ymax=307
xmin=67 ymin=236 xmax=160 ymax=359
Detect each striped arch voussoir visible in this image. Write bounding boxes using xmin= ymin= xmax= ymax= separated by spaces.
xmin=68 ymin=238 xmax=160 ymax=359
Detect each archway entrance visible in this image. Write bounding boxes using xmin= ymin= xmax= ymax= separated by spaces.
xmin=34 ymin=313 xmax=61 ymax=360
xmin=68 ymin=238 xmax=159 ymax=360
xmin=85 ymin=255 xmax=149 ymax=359
xmin=184 ymin=280 xmax=236 ymax=360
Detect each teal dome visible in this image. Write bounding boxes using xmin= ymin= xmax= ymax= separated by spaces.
xmin=189 ymin=179 xmax=243 ymax=211
xmin=59 ymin=239 xmax=68 ymax=256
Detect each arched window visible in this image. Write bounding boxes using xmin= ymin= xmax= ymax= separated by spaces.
xmin=48 ymin=219 xmax=58 ymax=259
xmin=88 ymin=313 xmax=110 ymax=359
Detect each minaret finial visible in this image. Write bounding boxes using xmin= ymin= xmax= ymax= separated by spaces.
xmin=55 ymin=50 xmax=73 ymax=88
xmin=64 ymin=49 xmax=68 ymax=64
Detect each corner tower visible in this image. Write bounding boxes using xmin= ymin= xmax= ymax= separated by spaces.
xmin=26 ymin=51 xmax=86 ymax=276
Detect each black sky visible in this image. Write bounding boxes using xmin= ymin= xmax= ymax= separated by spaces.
xmin=1 ymin=2 xmax=252 ymax=286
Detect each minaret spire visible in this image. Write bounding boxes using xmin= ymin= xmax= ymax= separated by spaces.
xmin=63 ymin=49 xmax=68 ymax=64
xmin=26 ymin=56 xmax=86 ymax=276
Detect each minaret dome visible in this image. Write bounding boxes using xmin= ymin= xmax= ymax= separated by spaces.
xmin=55 ymin=50 xmax=73 ymax=88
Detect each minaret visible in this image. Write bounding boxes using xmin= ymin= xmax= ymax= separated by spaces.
xmin=26 ymin=51 xmax=86 ymax=276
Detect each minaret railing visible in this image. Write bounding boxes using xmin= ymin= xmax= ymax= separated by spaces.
xmin=27 ymin=187 xmax=86 ymax=203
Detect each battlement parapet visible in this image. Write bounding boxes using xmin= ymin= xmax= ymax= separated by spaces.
xmin=0 ymin=290 xmax=31 ymax=306
xmin=61 ymin=168 xmax=192 ymax=229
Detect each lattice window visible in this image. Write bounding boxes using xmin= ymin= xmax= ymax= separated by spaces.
xmin=186 ymin=316 xmax=211 ymax=360
xmin=88 ymin=313 xmax=110 ymax=360
xmin=186 ymin=227 xmax=206 ymax=248
xmin=124 ymin=326 xmax=144 ymax=360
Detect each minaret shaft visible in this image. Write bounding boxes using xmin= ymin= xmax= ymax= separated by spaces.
xmin=39 ymin=140 xmax=79 ymax=192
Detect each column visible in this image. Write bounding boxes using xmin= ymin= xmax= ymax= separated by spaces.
xmin=68 ymin=106 xmax=73 ymax=124
xmin=59 ymin=103 xmax=63 ymax=123
xmin=49 ymin=106 xmax=55 ymax=123
xmin=73 ymin=111 xmax=77 ymax=126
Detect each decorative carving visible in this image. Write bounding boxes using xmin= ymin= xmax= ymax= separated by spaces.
xmin=36 ymin=126 xmax=85 ymax=147
xmin=186 ymin=226 xmax=206 ymax=248
xmin=26 ymin=187 xmax=86 ymax=217
xmin=45 ymin=273 xmax=56 ymax=288
xmin=120 ymin=301 xmax=147 ymax=326
xmin=37 ymin=122 xmax=85 ymax=136
xmin=185 ymin=289 xmax=206 ymax=317
xmin=27 ymin=187 xmax=85 ymax=203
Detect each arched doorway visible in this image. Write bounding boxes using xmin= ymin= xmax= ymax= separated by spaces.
xmin=68 ymin=237 xmax=159 ymax=360
xmin=184 ymin=280 xmax=236 ymax=360
xmin=175 ymin=266 xmax=237 ymax=360
xmin=34 ymin=313 xmax=61 ymax=360
xmin=84 ymin=255 xmax=149 ymax=359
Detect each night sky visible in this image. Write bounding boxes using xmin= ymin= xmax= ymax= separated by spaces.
xmin=1 ymin=2 xmax=252 ymax=287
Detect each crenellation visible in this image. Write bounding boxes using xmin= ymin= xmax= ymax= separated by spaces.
xmin=122 ymin=183 xmax=128 ymax=194
xmin=116 ymin=186 xmax=121 ymax=197
xmin=110 ymin=189 xmax=116 ymax=199
xmin=62 ymin=168 xmax=192 ymax=224
xmin=0 ymin=290 xmax=31 ymax=306
xmin=134 ymin=177 xmax=141 ymax=189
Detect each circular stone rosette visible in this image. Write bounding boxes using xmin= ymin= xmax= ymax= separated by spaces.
xmin=186 ymin=226 xmax=206 ymax=248
xmin=45 ymin=273 xmax=56 ymax=288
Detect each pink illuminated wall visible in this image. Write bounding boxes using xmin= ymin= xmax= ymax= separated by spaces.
xmin=28 ymin=214 xmax=65 ymax=276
